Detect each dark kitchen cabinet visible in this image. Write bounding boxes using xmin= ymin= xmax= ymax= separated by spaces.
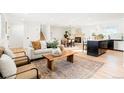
xmin=87 ymin=40 xmax=107 ymax=57
xmin=108 ymin=40 xmax=114 ymax=50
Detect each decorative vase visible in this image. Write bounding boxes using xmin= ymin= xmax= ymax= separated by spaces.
xmin=52 ymin=47 xmax=62 ymax=56
xmin=58 ymin=45 xmax=64 ymax=52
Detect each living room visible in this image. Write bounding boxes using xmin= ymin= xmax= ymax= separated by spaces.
xmin=0 ymin=13 xmax=124 ymax=79
xmin=1 ymin=0 xmax=124 ymax=93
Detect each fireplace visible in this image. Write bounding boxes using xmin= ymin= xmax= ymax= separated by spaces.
xmin=75 ymin=37 xmax=81 ymax=43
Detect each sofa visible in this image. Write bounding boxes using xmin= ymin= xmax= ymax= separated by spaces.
xmin=26 ymin=40 xmax=52 ymax=60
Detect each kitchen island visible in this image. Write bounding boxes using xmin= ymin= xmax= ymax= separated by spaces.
xmin=87 ymin=40 xmax=108 ymax=56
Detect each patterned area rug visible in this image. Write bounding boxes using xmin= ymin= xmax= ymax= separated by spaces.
xmin=32 ymin=57 xmax=104 ymax=79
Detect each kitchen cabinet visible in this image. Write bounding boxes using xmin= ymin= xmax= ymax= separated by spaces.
xmin=114 ymin=41 xmax=124 ymax=51
xmin=87 ymin=40 xmax=107 ymax=56
xmin=108 ymin=40 xmax=114 ymax=50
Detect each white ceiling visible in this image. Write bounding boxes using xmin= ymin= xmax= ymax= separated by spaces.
xmin=5 ymin=13 xmax=124 ymax=26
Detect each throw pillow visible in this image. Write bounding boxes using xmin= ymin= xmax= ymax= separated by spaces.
xmin=0 ymin=54 xmax=17 ymax=79
xmin=40 ymin=40 xmax=47 ymax=49
xmin=32 ymin=40 xmax=41 ymax=50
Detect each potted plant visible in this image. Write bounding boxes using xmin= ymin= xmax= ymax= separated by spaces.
xmin=47 ymin=39 xmax=62 ymax=56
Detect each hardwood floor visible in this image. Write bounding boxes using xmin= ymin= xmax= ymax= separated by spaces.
xmin=11 ymin=47 xmax=124 ymax=79
xmin=76 ymin=50 xmax=124 ymax=78
xmin=65 ymin=46 xmax=124 ymax=78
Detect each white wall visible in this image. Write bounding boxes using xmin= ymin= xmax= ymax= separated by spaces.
xmin=0 ymin=14 xmax=7 ymax=39
xmin=118 ymin=20 xmax=124 ymax=34
xmin=7 ymin=22 xmax=41 ymax=48
xmin=8 ymin=23 xmax=24 ymax=48
xmin=23 ymin=22 xmax=40 ymax=48
xmin=24 ymin=23 xmax=40 ymax=41
xmin=50 ymin=25 xmax=82 ymax=41
xmin=50 ymin=25 xmax=65 ymax=41
xmin=0 ymin=14 xmax=10 ymax=48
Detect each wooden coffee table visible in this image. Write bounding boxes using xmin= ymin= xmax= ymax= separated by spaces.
xmin=43 ymin=50 xmax=75 ymax=70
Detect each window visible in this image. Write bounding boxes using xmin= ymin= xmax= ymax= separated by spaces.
xmin=103 ymin=26 xmax=118 ymax=36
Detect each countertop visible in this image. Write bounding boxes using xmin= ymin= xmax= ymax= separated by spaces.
xmin=87 ymin=39 xmax=124 ymax=41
